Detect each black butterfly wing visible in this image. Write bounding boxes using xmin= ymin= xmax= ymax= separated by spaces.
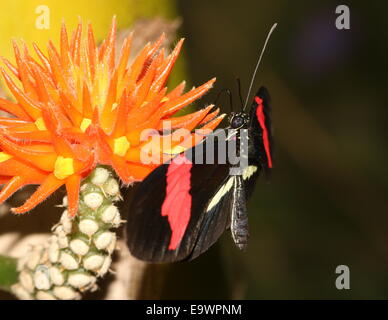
xmin=188 ymin=173 xmax=236 ymax=260
xmin=125 ymin=136 xmax=232 ymax=262
xmin=191 ymin=162 xmax=261 ymax=258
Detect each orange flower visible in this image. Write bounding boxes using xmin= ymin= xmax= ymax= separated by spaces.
xmin=0 ymin=18 xmax=224 ymax=216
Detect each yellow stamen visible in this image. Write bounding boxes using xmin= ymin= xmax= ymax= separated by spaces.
xmin=161 ymin=97 xmax=169 ymax=103
xmin=80 ymin=118 xmax=92 ymax=132
xmin=0 ymin=152 xmax=12 ymax=163
xmin=54 ymin=156 xmax=75 ymax=180
xmin=113 ymin=136 xmax=130 ymax=157
xmin=34 ymin=117 xmax=47 ymax=131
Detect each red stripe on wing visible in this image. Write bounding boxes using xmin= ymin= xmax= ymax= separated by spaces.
xmin=161 ymin=154 xmax=193 ymax=250
xmin=255 ymin=96 xmax=273 ymax=168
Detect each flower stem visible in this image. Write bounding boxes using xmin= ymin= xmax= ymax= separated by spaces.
xmin=0 ymin=254 xmax=18 ymax=291
xmin=11 ymin=166 xmax=123 ymax=300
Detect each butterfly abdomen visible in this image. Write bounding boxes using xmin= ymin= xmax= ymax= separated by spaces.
xmin=230 ymin=176 xmax=249 ymax=250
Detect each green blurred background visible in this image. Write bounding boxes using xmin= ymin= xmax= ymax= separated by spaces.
xmin=160 ymin=0 xmax=388 ymax=299
xmin=0 ymin=0 xmax=387 ymax=300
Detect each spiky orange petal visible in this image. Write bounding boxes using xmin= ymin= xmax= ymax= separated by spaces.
xmin=161 ymin=78 xmax=216 ymax=116
xmin=65 ymin=174 xmax=81 ymax=217
xmin=158 ymin=105 xmax=215 ymax=130
xmin=0 ymin=176 xmax=25 ymax=204
xmin=0 ymin=117 xmax=29 ymax=126
xmin=148 ymin=39 xmax=184 ymax=98
xmin=0 ymin=158 xmax=47 ymax=178
xmin=12 ymin=174 xmax=64 ymax=214
xmin=1 ymin=129 xmax=52 ymax=143
xmin=200 ymin=108 xmax=220 ymax=125
xmin=0 ymin=97 xmax=31 ymax=120
xmin=0 ymin=134 xmax=56 ymax=171
xmin=1 ymin=69 xmax=42 ymax=120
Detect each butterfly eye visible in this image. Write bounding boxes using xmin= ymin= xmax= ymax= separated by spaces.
xmin=231 ymin=116 xmax=245 ymax=128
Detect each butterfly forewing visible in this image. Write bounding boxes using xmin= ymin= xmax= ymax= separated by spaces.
xmin=249 ymin=87 xmax=273 ymax=174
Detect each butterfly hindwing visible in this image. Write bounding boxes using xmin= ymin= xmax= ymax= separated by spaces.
xmin=190 ymin=163 xmax=261 ymax=258
xmin=126 ymin=137 xmax=232 ymax=262
xmin=188 ymin=174 xmax=235 ymax=260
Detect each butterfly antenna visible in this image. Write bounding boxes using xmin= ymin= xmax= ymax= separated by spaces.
xmin=236 ymin=78 xmax=244 ymax=110
xmin=243 ymin=23 xmax=277 ymax=111
xmin=214 ymin=89 xmax=234 ymax=112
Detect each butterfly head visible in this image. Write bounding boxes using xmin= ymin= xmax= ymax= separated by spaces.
xmin=229 ymin=112 xmax=249 ymax=129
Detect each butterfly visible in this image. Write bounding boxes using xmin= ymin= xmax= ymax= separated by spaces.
xmin=125 ymin=24 xmax=277 ymax=262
